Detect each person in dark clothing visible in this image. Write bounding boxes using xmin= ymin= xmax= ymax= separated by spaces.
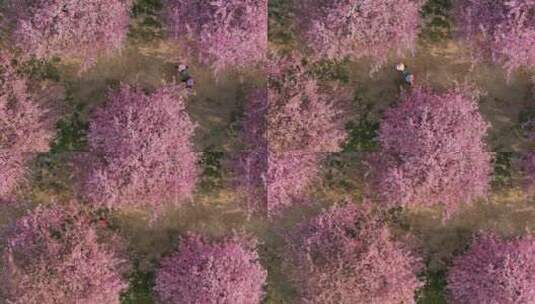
xmin=396 ymin=62 xmax=414 ymax=86
xmin=177 ymin=64 xmax=194 ymax=89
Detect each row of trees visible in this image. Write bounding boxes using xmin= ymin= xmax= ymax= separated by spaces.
xmin=0 ymin=53 xmax=520 ymax=219
xmin=295 ymin=0 xmax=535 ymax=75
xmin=1 ymin=0 xmax=528 ymax=206
xmin=4 ymin=203 xmax=535 ymax=303
xmin=3 ymin=52 xmax=532 ymax=223
xmin=0 ymin=69 xmax=200 ymax=212
xmin=232 ymin=54 xmax=494 ymax=219
xmin=1 ymin=0 xmax=533 ymax=75
xmin=2 ymin=55 xmax=494 ymax=221
xmin=0 ymin=0 xmax=267 ymax=74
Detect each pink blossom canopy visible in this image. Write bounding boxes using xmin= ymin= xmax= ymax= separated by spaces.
xmin=294 ymin=0 xmax=422 ymax=68
xmin=286 ymin=204 xmax=423 ymax=304
xmin=455 ymin=0 xmax=535 ymax=77
xmin=83 ymin=84 xmax=199 ymax=214
xmin=154 ymin=234 xmax=267 ymax=304
xmin=163 ymin=0 xmax=268 ymax=75
xmin=3 ymin=0 xmax=132 ymax=69
xmin=447 ymin=233 xmax=535 ymax=304
xmin=373 ymin=87 xmax=492 ymax=217
xmin=1 ymin=205 xmax=126 ymax=304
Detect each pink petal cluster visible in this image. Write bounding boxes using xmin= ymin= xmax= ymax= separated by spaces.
xmin=447 ymin=233 xmax=535 ymax=304
xmin=455 ymin=0 xmax=535 ymax=77
xmin=0 ymin=52 xmax=54 ymax=199
xmin=0 ymin=152 xmax=26 ymax=200
xmin=294 ymin=0 xmax=422 ymax=68
xmin=3 ymin=0 xmax=132 ymax=69
xmin=154 ymin=234 xmax=267 ymax=304
xmin=83 ymin=84 xmax=198 ymax=214
xmin=286 ymin=204 xmax=423 ymax=304
xmin=268 ymin=79 xmax=347 ymax=153
xmin=373 ymin=87 xmax=492 ymax=217
xmin=264 ymin=151 xmax=319 ymax=215
xmin=0 ymin=205 xmax=126 ymax=304
xmin=163 ymin=0 xmax=268 ymax=75
xmin=235 ymin=56 xmax=346 ymax=216
xmin=0 ymin=52 xmax=53 ymax=152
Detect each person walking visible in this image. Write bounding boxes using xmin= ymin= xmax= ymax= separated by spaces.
xmin=396 ymin=63 xmax=414 ymax=86
xmin=177 ymin=64 xmax=194 ymax=89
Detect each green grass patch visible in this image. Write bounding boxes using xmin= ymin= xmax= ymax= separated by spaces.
xmin=420 ymin=0 xmax=453 ymax=43
xmin=343 ymin=119 xmax=379 ymax=152
xmin=198 ymin=150 xmax=225 ymax=193
xmin=417 ymin=270 xmax=448 ymax=304
xmin=121 ymin=264 xmax=155 ymax=304
xmin=50 ymin=102 xmax=88 ymax=154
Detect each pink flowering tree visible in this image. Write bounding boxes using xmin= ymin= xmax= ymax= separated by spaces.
xmin=447 ymin=233 xmax=535 ymax=304
xmin=294 ymin=0 xmax=422 ymax=69
xmin=372 ymin=87 xmax=492 ymax=217
xmin=455 ymin=0 xmax=535 ymax=77
xmin=162 ymin=0 xmax=267 ymax=75
xmin=0 ymin=205 xmax=126 ymax=304
xmin=0 ymin=52 xmax=54 ymax=199
xmin=2 ymin=0 xmax=132 ymax=70
xmin=154 ymin=234 xmax=267 ymax=304
xmin=83 ymin=84 xmax=199 ymax=214
xmin=235 ymin=55 xmax=346 ymax=216
xmin=286 ymin=204 xmax=423 ymax=304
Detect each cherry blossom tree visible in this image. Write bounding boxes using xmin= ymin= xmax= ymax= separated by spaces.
xmin=83 ymin=84 xmax=198 ymax=214
xmin=235 ymin=55 xmax=346 ymax=216
xmin=162 ymin=0 xmax=268 ymax=75
xmin=294 ymin=0 xmax=422 ymax=69
xmin=0 ymin=51 xmax=54 ymax=199
xmin=372 ymin=87 xmax=492 ymax=217
xmin=447 ymin=233 xmax=535 ymax=304
xmin=286 ymin=203 xmax=423 ymax=304
xmin=2 ymin=0 xmax=132 ymax=70
xmin=0 ymin=205 xmax=126 ymax=304
xmin=455 ymin=0 xmax=535 ymax=77
xmin=154 ymin=234 xmax=267 ymax=304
